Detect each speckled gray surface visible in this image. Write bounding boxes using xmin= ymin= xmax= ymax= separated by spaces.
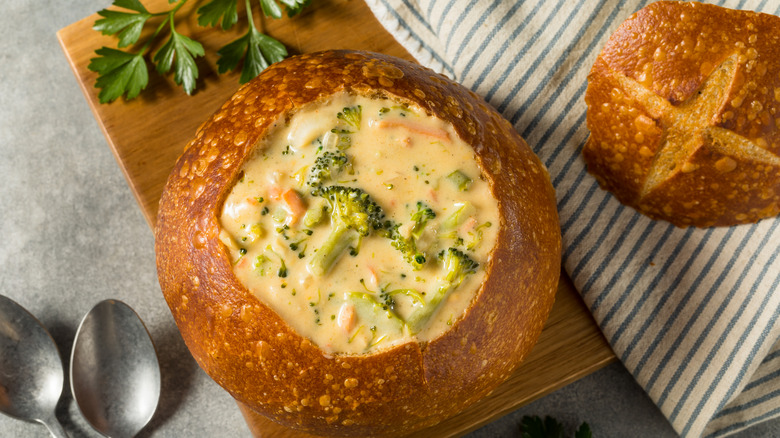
xmin=1 ymin=2 xmax=778 ymax=437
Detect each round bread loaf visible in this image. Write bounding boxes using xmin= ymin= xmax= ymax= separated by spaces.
xmin=584 ymin=1 xmax=780 ymax=227
xmin=155 ymin=50 xmax=560 ymax=436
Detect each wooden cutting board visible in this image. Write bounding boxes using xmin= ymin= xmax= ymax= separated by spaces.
xmin=57 ymin=0 xmax=615 ymax=436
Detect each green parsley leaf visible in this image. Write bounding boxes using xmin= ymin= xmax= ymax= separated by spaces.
xmin=520 ymin=415 xmax=592 ymax=438
xmin=521 ymin=415 xmax=564 ymax=438
xmin=574 ymin=422 xmax=592 ymax=438
xmin=277 ymin=0 xmax=311 ymax=17
xmin=88 ymin=47 xmax=149 ymax=103
xmin=93 ymin=0 xmax=152 ymax=48
xmin=153 ymin=30 xmax=205 ymax=95
xmin=259 ymin=0 xmax=283 ymax=19
xmin=197 ymin=0 xmax=239 ymax=30
xmin=215 ymin=32 xmax=250 ymax=73
xmin=216 ymin=26 xmax=287 ymax=84
xmin=112 ymin=0 xmax=150 ymax=13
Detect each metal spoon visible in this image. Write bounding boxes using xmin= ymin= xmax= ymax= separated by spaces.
xmin=0 ymin=294 xmax=68 ymax=437
xmin=70 ymin=299 xmax=160 ymax=438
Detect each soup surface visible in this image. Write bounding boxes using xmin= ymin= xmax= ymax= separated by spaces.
xmin=219 ymin=93 xmax=499 ymax=355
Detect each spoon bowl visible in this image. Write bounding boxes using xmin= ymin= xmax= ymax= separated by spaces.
xmin=70 ymin=299 xmax=160 ymax=438
xmin=0 ymin=294 xmax=68 ymax=437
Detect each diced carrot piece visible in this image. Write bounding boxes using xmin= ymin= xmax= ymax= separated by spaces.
xmin=376 ymin=120 xmax=450 ymax=141
xmin=282 ymin=189 xmax=306 ymax=225
xmin=338 ymin=304 xmax=356 ymax=333
xmin=268 ymin=186 xmax=283 ymax=201
xmin=366 ymin=265 xmax=379 ymax=289
xmin=462 ymin=216 xmax=478 ymax=232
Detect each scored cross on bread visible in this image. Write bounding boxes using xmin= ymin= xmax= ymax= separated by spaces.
xmin=584 ymin=1 xmax=780 ymax=227
xmin=612 ymin=53 xmax=780 ymax=198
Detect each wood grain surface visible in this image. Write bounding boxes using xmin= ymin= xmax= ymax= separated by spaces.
xmin=57 ymin=0 xmax=616 ymax=436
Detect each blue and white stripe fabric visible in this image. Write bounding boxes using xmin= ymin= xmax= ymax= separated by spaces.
xmin=364 ymin=0 xmax=780 ymax=436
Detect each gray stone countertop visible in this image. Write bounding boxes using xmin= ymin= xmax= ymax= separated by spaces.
xmin=1 ymin=1 xmax=777 ymax=437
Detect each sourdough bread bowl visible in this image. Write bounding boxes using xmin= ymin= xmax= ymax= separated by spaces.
xmin=155 ymin=50 xmax=560 ymax=436
xmin=584 ymin=1 xmax=780 ymax=227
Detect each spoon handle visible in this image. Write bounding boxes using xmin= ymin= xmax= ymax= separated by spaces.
xmin=38 ymin=413 xmax=69 ymax=438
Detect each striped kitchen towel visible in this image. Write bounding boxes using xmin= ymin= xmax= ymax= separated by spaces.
xmin=364 ymin=0 xmax=780 ymax=436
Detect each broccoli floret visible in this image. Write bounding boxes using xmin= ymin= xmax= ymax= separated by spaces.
xmin=329 ymin=106 xmax=362 ymax=149
xmin=255 ymin=246 xmax=289 ymax=278
xmin=466 ymin=221 xmax=492 ymax=250
xmin=409 ymin=202 xmax=435 ymax=239
xmin=278 ymin=260 xmax=288 ymax=278
xmin=439 ymin=247 xmax=478 ymax=287
xmin=390 ymin=232 xmax=427 ymax=271
xmin=391 ymin=202 xmax=436 ymax=270
xmin=379 ymin=290 xmax=396 ymax=310
xmin=348 ymin=292 xmax=404 ymax=332
xmin=406 ymin=248 xmax=478 ymax=334
xmin=380 ymin=287 xmax=425 ymax=312
xmin=308 ymin=186 xmax=391 ymax=275
xmin=253 ymin=254 xmax=271 ymax=276
xmin=336 ymin=105 xmax=362 ymax=132
xmin=306 ymin=150 xmax=349 ymax=188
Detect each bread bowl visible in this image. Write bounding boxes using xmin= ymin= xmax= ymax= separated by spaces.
xmin=584 ymin=1 xmax=780 ymax=227
xmin=155 ymin=50 xmax=560 ymax=436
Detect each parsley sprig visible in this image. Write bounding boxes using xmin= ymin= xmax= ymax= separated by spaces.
xmin=89 ymin=0 xmax=310 ymax=103
xmin=520 ymin=415 xmax=592 ymax=438
xmin=213 ymin=0 xmax=287 ymax=84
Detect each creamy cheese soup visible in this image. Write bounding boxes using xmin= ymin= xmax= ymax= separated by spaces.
xmin=219 ymin=93 xmax=499 ymax=355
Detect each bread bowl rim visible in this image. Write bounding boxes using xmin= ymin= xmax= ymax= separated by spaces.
xmin=154 ymin=49 xmax=561 ymax=436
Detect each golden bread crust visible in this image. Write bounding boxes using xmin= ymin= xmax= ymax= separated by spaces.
xmin=155 ymin=50 xmax=560 ymax=436
xmin=584 ymin=1 xmax=780 ymax=227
